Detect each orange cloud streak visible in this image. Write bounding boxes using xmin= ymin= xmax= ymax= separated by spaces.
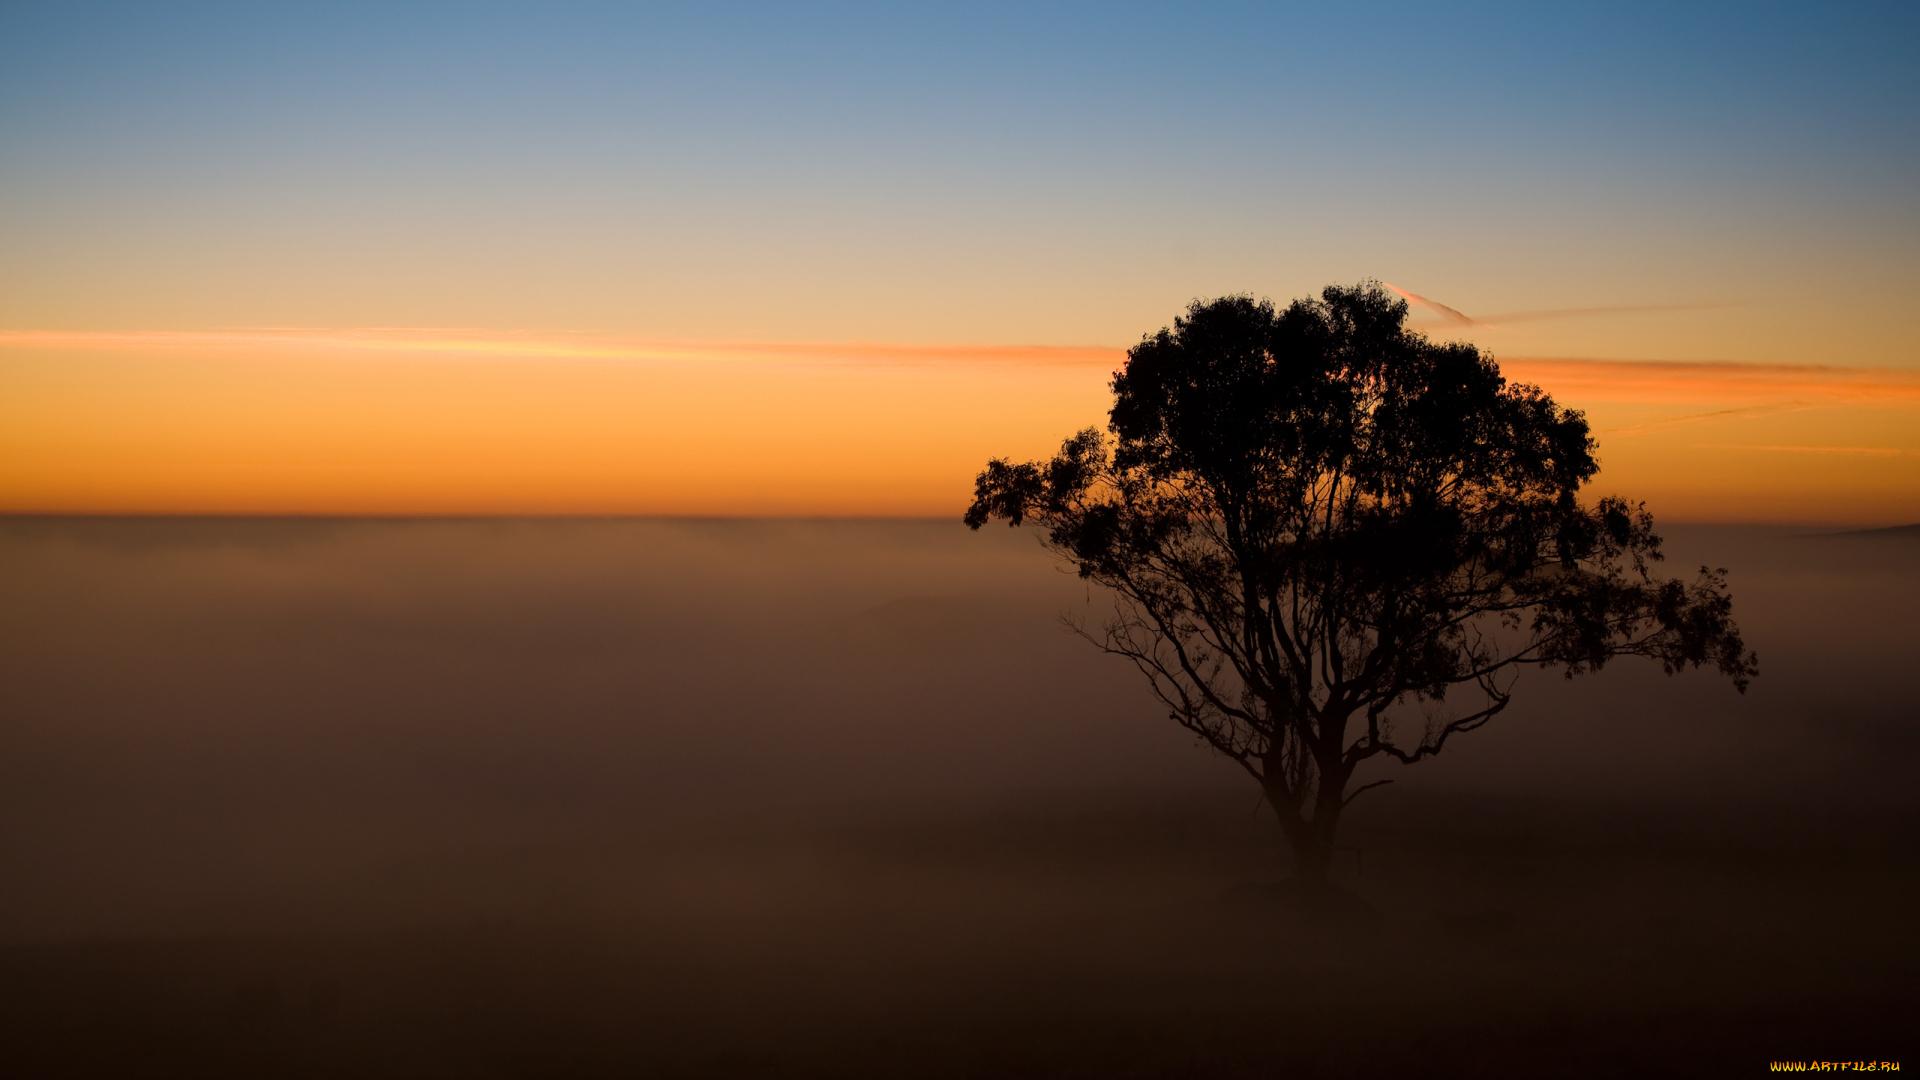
xmin=1710 ymin=444 xmax=1912 ymax=456
xmin=11 ymin=329 xmax=1913 ymax=405
xmin=1499 ymin=357 xmax=1920 ymax=405
xmin=0 ymin=329 xmax=1124 ymax=368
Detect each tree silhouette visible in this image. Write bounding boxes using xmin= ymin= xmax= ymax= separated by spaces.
xmin=966 ymin=283 xmax=1756 ymax=888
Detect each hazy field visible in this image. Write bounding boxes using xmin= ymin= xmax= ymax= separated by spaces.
xmin=1 ymin=517 xmax=1913 ymax=1077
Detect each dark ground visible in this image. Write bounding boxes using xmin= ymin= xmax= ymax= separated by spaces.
xmin=1 ymin=518 xmax=1914 ymax=1076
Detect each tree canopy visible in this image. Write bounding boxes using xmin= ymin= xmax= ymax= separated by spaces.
xmin=966 ymin=283 xmax=1756 ymax=885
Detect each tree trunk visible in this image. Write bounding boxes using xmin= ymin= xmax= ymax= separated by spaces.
xmin=1268 ymin=790 xmax=1337 ymax=891
xmin=1268 ymin=765 xmax=1348 ymax=892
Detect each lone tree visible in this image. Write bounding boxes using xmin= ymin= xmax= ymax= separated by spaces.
xmin=966 ymin=283 xmax=1756 ymax=888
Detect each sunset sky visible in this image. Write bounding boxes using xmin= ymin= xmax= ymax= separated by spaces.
xmin=3 ymin=2 xmax=1916 ymax=522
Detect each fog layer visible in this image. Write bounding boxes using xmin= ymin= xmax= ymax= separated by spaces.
xmin=1 ymin=518 xmax=1913 ymax=1075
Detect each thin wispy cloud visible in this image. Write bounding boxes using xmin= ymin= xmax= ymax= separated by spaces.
xmin=1602 ymin=405 xmax=1808 ymax=437
xmin=1477 ymin=302 xmax=1741 ymax=324
xmin=1384 ymin=284 xmax=1739 ymax=331
xmin=1382 ymin=284 xmax=1485 ymax=328
xmin=7 ymin=329 xmax=1920 ymax=409
xmin=0 ymin=329 xmax=1123 ymax=369
xmin=1500 ymin=357 xmax=1920 ymax=405
xmin=1707 ymin=444 xmax=1913 ymax=456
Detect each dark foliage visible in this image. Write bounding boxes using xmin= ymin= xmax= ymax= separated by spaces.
xmin=967 ymin=283 xmax=1757 ymax=883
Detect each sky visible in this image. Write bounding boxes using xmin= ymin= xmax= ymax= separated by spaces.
xmin=2 ymin=1 xmax=1916 ymax=521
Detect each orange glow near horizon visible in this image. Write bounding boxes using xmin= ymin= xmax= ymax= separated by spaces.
xmin=2 ymin=329 xmax=1916 ymax=523
xmin=0 ymin=330 xmax=1123 ymax=518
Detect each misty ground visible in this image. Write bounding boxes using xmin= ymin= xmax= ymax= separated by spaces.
xmin=1 ymin=518 xmax=1914 ymax=1077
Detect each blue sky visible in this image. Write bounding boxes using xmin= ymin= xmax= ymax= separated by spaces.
xmin=2 ymin=1 xmax=1915 ymax=351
